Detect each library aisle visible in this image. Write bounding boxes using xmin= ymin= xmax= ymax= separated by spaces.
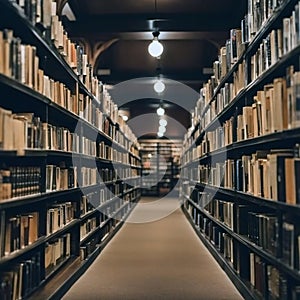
xmin=63 ymin=197 xmax=242 ymax=300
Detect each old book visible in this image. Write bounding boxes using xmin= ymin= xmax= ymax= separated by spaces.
xmin=20 ymin=215 xmax=29 ymax=248
xmin=272 ymin=78 xmax=288 ymax=132
xmin=282 ymin=222 xmax=294 ymax=268
xmin=268 ymin=150 xmax=293 ymax=201
xmin=28 ymin=212 xmax=38 ymax=244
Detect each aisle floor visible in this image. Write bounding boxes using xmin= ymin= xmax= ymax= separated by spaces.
xmin=63 ymin=197 xmax=243 ymax=300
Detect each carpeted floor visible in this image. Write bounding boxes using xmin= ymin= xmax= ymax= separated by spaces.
xmin=63 ymin=197 xmax=243 ymax=300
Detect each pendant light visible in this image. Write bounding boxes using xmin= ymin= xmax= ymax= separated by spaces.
xmin=148 ymin=0 xmax=163 ymax=58
xmin=148 ymin=31 xmax=164 ymax=58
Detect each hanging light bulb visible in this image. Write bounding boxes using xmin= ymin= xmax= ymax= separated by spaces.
xmin=156 ymin=106 xmax=165 ymax=116
xmin=154 ymin=79 xmax=165 ymax=93
xmin=159 ymin=126 xmax=166 ymax=133
xmin=157 ymin=132 xmax=164 ymax=137
xmin=148 ymin=31 xmax=164 ymax=58
xmin=159 ymin=119 xmax=167 ymax=126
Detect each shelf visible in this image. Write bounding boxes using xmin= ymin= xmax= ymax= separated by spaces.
xmin=0 ymin=0 xmax=99 ymax=102
xmin=186 ymin=198 xmax=300 ymax=281
xmin=0 ymin=237 xmax=46 ymax=267
xmin=0 ymin=187 xmax=82 ymax=209
xmin=182 ymin=204 xmax=258 ymax=300
xmin=186 ymin=0 xmax=299 ymax=152
xmin=195 ymin=182 xmax=300 ymax=216
xmin=30 ymin=197 xmax=138 ymax=300
xmin=243 ymin=0 xmax=296 ymax=58
xmin=45 ymin=219 xmax=79 ymax=243
xmin=182 ymin=127 xmax=300 ymax=167
xmin=80 ymin=228 xmax=99 ymax=245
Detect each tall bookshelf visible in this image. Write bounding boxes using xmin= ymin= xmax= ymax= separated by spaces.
xmin=0 ymin=1 xmax=141 ymax=299
xmin=139 ymin=139 xmax=181 ymax=196
xmin=181 ymin=0 xmax=300 ymax=299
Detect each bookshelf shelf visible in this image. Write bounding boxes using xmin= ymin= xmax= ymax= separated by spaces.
xmin=0 ymin=237 xmax=46 ymax=267
xmin=181 ymin=1 xmax=300 ymax=298
xmin=0 ymin=0 xmax=96 ymax=99
xmin=186 ymin=197 xmax=300 ymax=281
xmin=182 ymin=205 xmax=258 ymax=300
xmin=0 ymin=1 xmax=142 ymax=299
xmin=195 ymin=182 xmax=300 ymax=216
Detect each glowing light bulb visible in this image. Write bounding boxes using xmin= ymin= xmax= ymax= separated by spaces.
xmin=159 ymin=119 xmax=167 ymax=126
xmin=154 ymin=80 xmax=165 ymax=93
xmin=159 ymin=126 xmax=166 ymax=133
xmin=156 ymin=107 xmax=165 ymax=116
xmin=148 ymin=38 xmax=164 ymax=57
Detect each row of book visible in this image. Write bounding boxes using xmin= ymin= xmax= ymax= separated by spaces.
xmin=80 ymin=193 xmax=95 ymax=217
xmin=0 ymin=29 xmax=96 ymax=118
xmin=79 ymin=236 xmax=99 ymax=261
xmin=186 ymin=201 xmax=297 ymax=300
xmin=203 ymin=197 xmax=300 ymax=270
xmin=246 ymin=0 xmax=285 ymax=43
xmin=0 ymin=252 xmax=41 ymax=300
xmin=184 ymin=0 xmax=291 ymax=155
xmin=240 ymin=66 xmax=300 ymax=138
xmin=0 ymin=29 xmax=140 ymax=152
xmin=0 ymin=166 xmax=41 ymax=200
xmin=194 ymin=60 xmax=246 ymax=130
xmin=46 ymin=164 xmax=77 ymax=192
xmin=213 ymin=29 xmax=244 ymax=84
xmin=44 ymin=233 xmax=71 ymax=277
xmin=222 ymin=148 xmax=300 ymax=204
xmin=183 ymin=66 xmax=300 ymax=167
xmin=0 ymin=108 xmax=141 ymax=165
xmin=0 ymin=211 xmax=38 ymax=257
xmin=46 ymin=202 xmax=76 ymax=235
xmin=250 ymin=1 xmax=300 ymax=81
xmin=10 ymin=0 xmax=103 ymax=98
xmin=80 ymin=217 xmax=97 ymax=241
xmin=80 ymin=165 xmax=140 ymax=190
xmin=187 ymin=146 xmax=300 ymax=205
xmin=123 ymin=188 xmax=140 ymax=203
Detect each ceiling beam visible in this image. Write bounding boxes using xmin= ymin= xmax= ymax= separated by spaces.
xmin=97 ymin=70 xmax=208 ymax=80
xmin=64 ymin=13 xmax=241 ymax=35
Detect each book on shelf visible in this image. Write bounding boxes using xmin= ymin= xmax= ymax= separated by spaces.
xmin=0 ymin=252 xmax=41 ymax=300
xmin=2 ymin=211 xmax=39 ymax=257
xmin=0 ymin=166 xmax=41 ymax=200
xmin=46 ymin=202 xmax=76 ymax=235
xmin=80 ymin=217 xmax=97 ymax=240
xmin=46 ymin=164 xmax=77 ymax=192
xmin=45 ymin=233 xmax=71 ymax=277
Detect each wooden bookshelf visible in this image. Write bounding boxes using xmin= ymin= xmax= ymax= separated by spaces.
xmin=181 ymin=1 xmax=300 ymax=299
xmin=139 ymin=139 xmax=181 ymax=196
xmin=0 ymin=1 xmax=141 ymax=299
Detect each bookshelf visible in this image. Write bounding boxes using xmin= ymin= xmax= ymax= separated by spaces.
xmin=0 ymin=1 xmax=141 ymax=299
xmin=181 ymin=0 xmax=300 ymax=299
xmin=139 ymin=139 xmax=181 ymax=196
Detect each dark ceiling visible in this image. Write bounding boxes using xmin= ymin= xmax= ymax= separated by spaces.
xmin=63 ymin=0 xmax=247 ymax=139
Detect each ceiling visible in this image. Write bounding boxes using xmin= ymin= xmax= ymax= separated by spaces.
xmin=63 ymin=0 xmax=247 ymax=140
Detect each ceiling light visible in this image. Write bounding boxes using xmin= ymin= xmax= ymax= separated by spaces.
xmin=156 ymin=106 xmax=165 ymax=116
xmin=154 ymin=79 xmax=165 ymax=93
xmin=148 ymin=31 xmax=164 ymax=58
xmin=122 ymin=115 xmax=129 ymax=121
xmin=159 ymin=126 xmax=166 ymax=133
xmin=157 ymin=132 xmax=164 ymax=137
xmin=159 ymin=119 xmax=167 ymax=126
